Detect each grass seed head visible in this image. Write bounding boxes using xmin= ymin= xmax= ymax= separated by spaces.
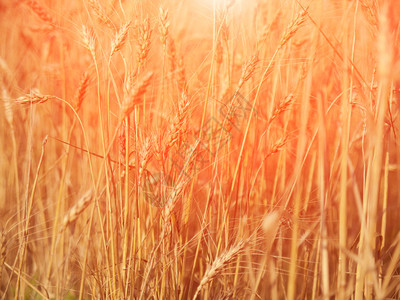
xmin=81 ymin=25 xmax=96 ymax=57
xmin=74 ymin=72 xmax=90 ymax=112
xmin=122 ymin=72 xmax=153 ymax=118
xmin=269 ymin=94 xmax=294 ymax=125
xmin=111 ymin=21 xmax=131 ymax=57
xmin=238 ymin=54 xmax=259 ymax=89
xmin=138 ymin=17 xmax=153 ymax=64
xmin=159 ymin=8 xmax=169 ymax=49
xmin=193 ymin=240 xmax=245 ymax=299
xmin=59 ymin=189 xmax=93 ymax=234
xmin=88 ymin=0 xmax=114 ymax=28
xmin=26 ymin=0 xmax=56 ymax=28
xmin=16 ymin=89 xmax=52 ymax=105
xmin=279 ymin=10 xmax=308 ymax=49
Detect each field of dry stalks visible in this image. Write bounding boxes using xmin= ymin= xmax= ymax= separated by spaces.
xmin=1 ymin=0 xmax=400 ymax=299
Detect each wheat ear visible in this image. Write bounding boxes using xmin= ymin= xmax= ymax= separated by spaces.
xmin=110 ymin=21 xmax=131 ymax=57
xmin=59 ymin=189 xmax=93 ymax=234
xmin=121 ymin=72 xmax=153 ymax=118
xmin=26 ymin=0 xmax=56 ymax=27
xmin=88 ymin=0 xmax=114 ymax=29
xmin=269 ymin=94 xmax=294 ymax=125
xmin=74 ymin=72 xmax=90 ymax=112
xmin=81 ymin=25 xmax=96 ymax=59
xmin=193 ymin=240 xmax=245 ymax=299
xmin=237 ymin=55 xmax=259 ymax=90
xmin=266 ymin=136 xmax=288 ymax=159
xmin=165 ymin=92 xmax=190 ymax=150
xmin=159 ymin=8 xmax=169 ymax=51
xmin=138 ymin=17 xmax=153 ymax=66
xmin=16 ymin=89 xmax=52 ymax=105
xmin=279 ymin=10 xmax=308 ymax=49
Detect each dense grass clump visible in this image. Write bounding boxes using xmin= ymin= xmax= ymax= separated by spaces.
xmin=1 ymin=0 xmax=400 ymax=299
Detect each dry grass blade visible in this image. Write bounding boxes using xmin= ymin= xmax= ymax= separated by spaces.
xmin=138 ymin=137 xmax=153 ymax=185
xmin=1 ymin=85 xmax=13 ymax=126
xmin=0 ymin=56 xmax=14 ymax=87
xmin=1 ymin=1 xmax=400 ymax=299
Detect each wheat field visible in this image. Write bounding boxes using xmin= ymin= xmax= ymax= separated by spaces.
xmin=0 ymin=0 xmax=399 ymax=299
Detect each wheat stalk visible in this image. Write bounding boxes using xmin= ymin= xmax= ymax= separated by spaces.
xmin=1 ymin=85 xmax=13 ymax=126
xmin=168 ymin=38 xmax=177 ymax=71
xmin=266 ymin=136 xmax=288 ymax=159
xmin=0 ymin=229 xmax=6 ymax=286
xmin=360 ymin=0 xmax=378 ymax=27
xmin=0 ymin=56 xmax=14 ymax=87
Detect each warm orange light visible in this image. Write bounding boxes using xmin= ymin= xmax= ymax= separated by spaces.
xmin=1 ymin=0 xmax=399 ymax=299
